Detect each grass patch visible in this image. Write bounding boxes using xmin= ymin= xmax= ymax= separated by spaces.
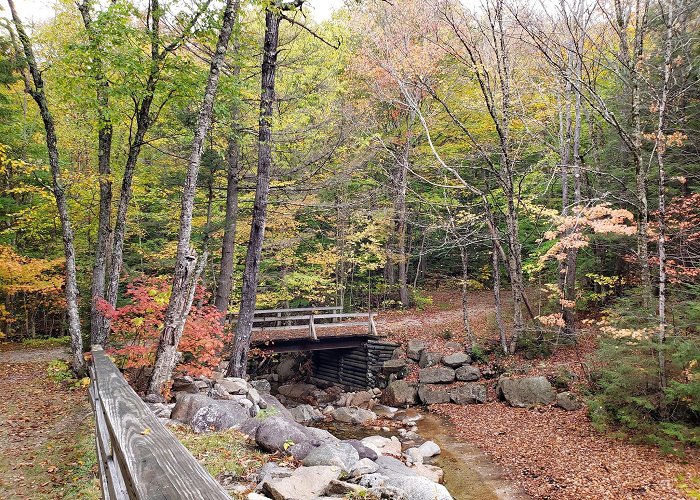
xmin=172 ymin=428 xmax=268 ymax=481
xmin=22 ymin=336 xmax=71 ymax=348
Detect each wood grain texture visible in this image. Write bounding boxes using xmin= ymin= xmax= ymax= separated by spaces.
xmin=90 ymin=347 xmax=230 ymax=499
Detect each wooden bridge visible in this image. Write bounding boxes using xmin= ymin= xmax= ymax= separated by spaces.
xmin=88 ymin=347 xmax=229 ymax=499
xmin=232 ymin=307 xmax=399 ymax=390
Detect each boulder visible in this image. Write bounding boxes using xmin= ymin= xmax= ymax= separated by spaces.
xmin=361 ymin=435 xmax=402 ymax=457
xmin=258 ymin=462 xmax=294 ymax=483
xmin=383 ymin=359 xmax=408 ymax=374
xmin=255 ymin=416 xmax=309 ymax=452
xmin=349 ymin=457 xmax=380 ymax=477
xmin=238 ymin=417 xmax=262 ymax=438
xmin=276 ymin=355 xmax=301 ymax=383
xmin=250 ymin=379 xmax=272 ymax=394
xmin=345 ymin=439 xmax=378 ymax=460
xmin=190 ymin=400 xmax=249 ymax=433
xmin=375 ymin=455 xmax=415 ymax=477
xmin=404 ymin=447 xmax=423 ymax=466
xmin=209 ymin=383 xmax=233 ymax=400
xmin=172 ymin=376 xmax=199 ymax=394
xmin=304 ymin=426 xmax=340 ymax=445
xmin=384 ymin=474 xmax=453 ymax=500
xmin=417 ymin=440 xmax=441 ymax=458
xmin=289 ymin=404 xmax=321 ymax=423
xmin=288 ymin=441 xmax=319 ymax=461
xmin=262 ymin=466 xmax=342 ymax=500
xmin=497 ymin=376 xmax=556 ymax=407
xmin=324 ymin=479 xmax=366 ymax=496
xmin=411 ymin=464 xmax=444 ymax=484
xmin=450 ymin=383 xmax=487 ymax=404
xmin=347 ymin=391 xmax=374 ymax=409
xmin=302 ymin=441 xmax=360 ymax=473
xmin=455 ymin=365 xmax=481 ymax=381
xmin=418 ymin=385 xmax=451 ymax=405
xmin=247 ymin=387 xmax=261 ymax=405
xmin=418 ymin=351 xmax=442 ymax=368
xmin=219 ymin=377 xmax=248 ymax=395
xmin=382 ymin=380 xmax=418 ymax=406
xmin=144 ymin=393 xmax=165 ymax=403
xmin=247 ymin=493 xmax=272 ymax=500
xmin=556 ymin=391 xmax=582 ymax=411
xmin=332 ymin=406 xmax=377 ymax=425
xmin=259 ymin=394 xmax=293 ymax=419
xmin=171 ymin=393 xmax=216 ymax=423
xmin=442 ymin=352 xmax=472 ymax=368
xmin=407 ymin=340 xmax=426 ymax=361
xmin=277 ymin=383 xmax=318 ymax=403
xmin=419 ymin=367 xmax=455 ymax=384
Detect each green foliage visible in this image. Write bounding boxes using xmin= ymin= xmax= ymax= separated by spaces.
xmin=587 ymin=314 xmax=700 ymax=452
xmin=411 ymin=289 xmax=433 ymax=310
xmin=515 ymin=330 xmax=553 ymax=359
xmin=470 ymin=344 xmax=487 ymax=363
xmin=46 ymin=359 xmax=74 ymax=383
xmin=22 ymin=336 xmax=70 ymax=348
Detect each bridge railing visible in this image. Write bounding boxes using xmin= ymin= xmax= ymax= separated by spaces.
xmin=88 ymin=346 xmax=230 ymax=500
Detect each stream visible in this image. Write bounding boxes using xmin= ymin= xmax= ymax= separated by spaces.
xmin=313 ymin=409 xmax=527 ymax=500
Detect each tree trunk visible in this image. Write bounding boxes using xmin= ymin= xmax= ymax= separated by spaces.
xmin=226 ymin=7 xmax=281 ymax=379
xmin=656 ymin=0 xmax=674 ymax=391
xmin=78 ymin=1 xmax=114 ymax=346
xmin=459 ymin=243 xmax=475 ymax=346
xmin=148 ymin=0 xmax=238 ymax=395
xmin=9 ymin=0 xmax=85 ymax=373
xmin=492 ymin=239 xmax=507 ymax=354
xmin=214 ymin=11 xmax=242 ymax=318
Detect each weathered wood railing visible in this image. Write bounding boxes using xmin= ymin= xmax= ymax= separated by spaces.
xmin=88 ymin=346 xmax=229 ymax=500
xmin=252 ymin=312 xmax=378 ymax=340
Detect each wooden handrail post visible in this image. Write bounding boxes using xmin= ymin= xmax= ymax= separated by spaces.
xmin=309 ymin=314 xmax=318 ymax=341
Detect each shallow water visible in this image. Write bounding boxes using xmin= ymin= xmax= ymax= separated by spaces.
xmin=313 ymin=410 xmax=526 ymax=499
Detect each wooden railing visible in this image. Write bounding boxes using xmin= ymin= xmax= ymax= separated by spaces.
xmin=88 ymin=346 xmax=229 ymax=500
xmin=252 ymin=312 xmax=378 ymax=340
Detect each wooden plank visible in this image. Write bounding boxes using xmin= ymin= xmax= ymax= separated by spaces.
xmin=250 ymin=306 xmax=341 ymax=315
xmin=90 ymin=347 xmax=230 ymax=500
xmin=252 ymin=312 xmax=368 ymax=323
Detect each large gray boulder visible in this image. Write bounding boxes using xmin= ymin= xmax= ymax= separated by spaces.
xmin=556 ymin=391 xmax=582 ymax=411
xmin=332 ymin=406 xmax=377 ymax=425
xmin=419 ymin=367 xmax=455 ymax=384
xmin=304 ymin=426 xmax=339 ymax=445
xmin=276 ymin=356 xmax=301 ymax=383
xmin=442 ymin=352 xmax=472 ymax=368
xmin=455 ymin=365 xmax=481 ymax=381
xmin=382 ymin=380 xmax=418 ymax=406
xmin=418 ymin=351 xmax=442 ymax=368
xmin=190 ymin=400 xmax=250 ymax=433
xmin=418 ymin=385 xmax=451 ymax=405
xmin=375 ymin=455 xmax=415 ymax=477
xmin=289 ymin=404 xmax=322 ymax=423
xmin=171 ymin=393 xmax=216 ymax=423
xmin=302 ymin=441 xmax=360 ymax=473
xmin=250 ymin=379 xmax=272 ymax=394
xmin=417 ymin=440 xmax=441 ymax=458
xmin=255 ymin=416 xmax=309 ymax=452
xmin=450 ymin=383 xmax=487 ymax=404
xmin=497 ymin=376 xmax=556 ymax=407
xmin=361 ymin=435 xmax=402 ymax=457
xmin=345 ymin=439 xmax=378 ymax=460
xmin=219 ymin=377 xmax=248 ymax=395
xmin=384 ymin=475 xmax=453 ymax=499
xmin=407 ymin=340 xmax=426 ymax=361
xmin=259 ymin=394 xmax=294 ymax=419
xmin=262 ymin=465 xmax=342 ymax=500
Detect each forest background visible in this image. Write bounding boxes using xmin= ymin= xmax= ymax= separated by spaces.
xmin=0 ymin=0 xmax=698 ymax=450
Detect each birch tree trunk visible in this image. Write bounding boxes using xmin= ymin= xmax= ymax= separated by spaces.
xmin=148 ymin=0 xmax=238 ymax=394
xmin=226 ymin=7 xmax=282 ymax=378
xmin=492 ymin=239 xmax=507 ymax=354
xmin=655 ymin=0 xmax=674 ymax=390
xmin=9 ymin=0 xmax=85 ymax=373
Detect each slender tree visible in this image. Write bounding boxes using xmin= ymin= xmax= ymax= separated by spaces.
xmin=148 ymin=0 xmax=239 ymax=395
xmin=8 ymin=0 xmax=85 ymax=372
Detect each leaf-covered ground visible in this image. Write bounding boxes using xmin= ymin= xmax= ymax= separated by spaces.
xmin=0 ymin=343 xmax=99 ymax=499
xmin=378 ymin=289 xmax=700 ymax=499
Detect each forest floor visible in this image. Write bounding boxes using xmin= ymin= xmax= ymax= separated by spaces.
xmin=0 ymin=342 xmax=99 ymax=499
xmin=376 ymin=288 xmax=700 ymax=499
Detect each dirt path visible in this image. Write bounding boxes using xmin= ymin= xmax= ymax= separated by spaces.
xmin=0 ymin=343 xmax=99 ymax=499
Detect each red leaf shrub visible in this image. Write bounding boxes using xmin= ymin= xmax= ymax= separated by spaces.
xmin=98 ymin=276 xmax=225 ymax=378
